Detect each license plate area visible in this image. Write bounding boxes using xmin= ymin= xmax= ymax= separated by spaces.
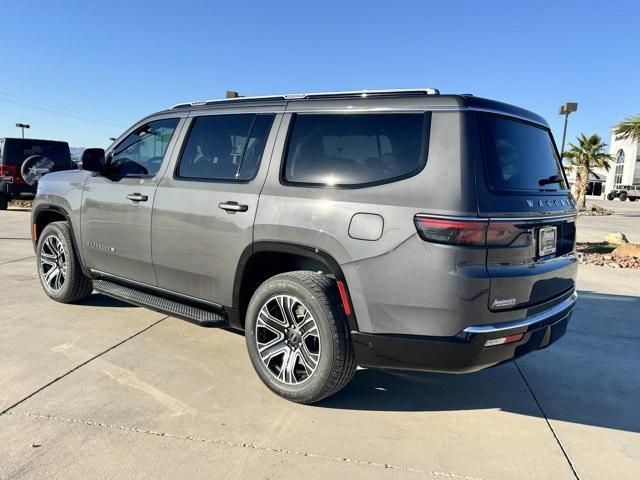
xmin=538 ymin=226 xmax=557 ymax=256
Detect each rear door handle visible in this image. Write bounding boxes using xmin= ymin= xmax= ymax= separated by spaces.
xmin=127 ymin=193 xmax=148 ymax=202
xmin=218 ymin=201 xmax=248 ymax=213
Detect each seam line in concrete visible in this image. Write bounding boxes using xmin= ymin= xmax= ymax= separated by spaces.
xmin=6 ymin=411 xmax=492 ymax=480
xmin=514 ymin=361 xmax=580 ymax=480
xmin=0 ymin=317 xmax=167 ymax=415
xmin=0 ymin=255 xmax=36 ymax=266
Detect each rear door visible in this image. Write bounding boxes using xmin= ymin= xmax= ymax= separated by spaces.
xmin=473 ymin=112 xmax=578 ymax=311
xmin=81 ymin=117 xmax=182 ymax=285
xmin=151 ymin=110 xmax=280 ymax=306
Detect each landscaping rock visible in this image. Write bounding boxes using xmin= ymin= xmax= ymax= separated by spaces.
xmin=604 ymin=232 xmax=628 ymax=245
xmin=612 ymin=243 xmax=640 ymax=260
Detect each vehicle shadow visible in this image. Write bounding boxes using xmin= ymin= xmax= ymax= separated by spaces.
xmin=319 ymin=290 xmax=640 ymax=434
xmin=83 ymin=293 xmax=132 ymax=308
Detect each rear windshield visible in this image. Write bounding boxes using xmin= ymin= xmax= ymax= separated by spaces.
xmin=1 ymin=139 xmax=71 ymax=166
xmin=479 ymin=113 xmax=567 ymax=192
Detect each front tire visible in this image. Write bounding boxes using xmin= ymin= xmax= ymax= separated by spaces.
xmin=37 ymin=221 xmax=93 ymax=303
xmin=607 ymin=192 xmax=615 ymax=201
xmin=0 ymin=194 xmax=8 ymax=210
xmin=245 ymin=271 xmax=356 ymax=404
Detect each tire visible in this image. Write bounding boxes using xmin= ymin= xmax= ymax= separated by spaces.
xmin=607 ymin=192 xmax=615 ymax=201
xmin=36 ymin=221 xmax=93 ymax=303
xmin=619 ymin=192 xmax=628 ymax=201
xmin=0 ymin=194 xmax=8 ymax=210
xmin=629 ymin=197 xmax=637 ymax=202
xmin=245 ymin=271 xmax=356 ymax=404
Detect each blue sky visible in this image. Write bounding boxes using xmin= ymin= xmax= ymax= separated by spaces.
xmin=1 ymin=0 xmax=638 ymax=148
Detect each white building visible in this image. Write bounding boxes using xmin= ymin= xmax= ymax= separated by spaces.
xmin=605 ymin=132 xmax=640 ymax=195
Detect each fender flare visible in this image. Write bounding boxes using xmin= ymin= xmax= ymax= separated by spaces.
xmin=233 ymin=241 xmax=359 ymax=332
xmin=32 ymin=204 xmax=91 ymax=277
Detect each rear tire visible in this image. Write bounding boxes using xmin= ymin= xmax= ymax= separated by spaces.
xmin=619 ymin=192 xmax=628 ymax=201
xmin=0 ymin=194 xmax=8 ymax=210
xmin=37 ymin=221 xmax=93 ymax=303
xmin=245 ymin=271 xmax=356 ymax=404
xmin=629 ymin=197 xmax=637 ymax=202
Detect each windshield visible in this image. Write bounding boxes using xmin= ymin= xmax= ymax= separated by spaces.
xmin=479 ymin=113 xmax=567 ymax=192
xmin=2 ymin=139 xmax=71 ymax=167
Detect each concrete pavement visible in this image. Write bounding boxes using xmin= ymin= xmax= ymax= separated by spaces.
xmin=577 ymin=199 xmax=640 ymax=244
xmin=1 ymin=208 xmax=638 ymax=479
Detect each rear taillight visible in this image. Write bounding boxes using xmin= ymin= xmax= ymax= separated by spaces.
xmin=414 ymin=217 xmax=488 ymax=246
xmin=0 ymin=164 xmax=23 ymax=183
xmin=414 ymin=216 xmax=522 ymax=247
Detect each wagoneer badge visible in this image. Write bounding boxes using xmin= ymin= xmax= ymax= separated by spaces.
xmin=492 ymin=298 xmax=517 ymax=308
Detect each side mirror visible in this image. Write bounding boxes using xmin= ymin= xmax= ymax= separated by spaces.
xmin=80 ymin=148 xmax=105 ymax=172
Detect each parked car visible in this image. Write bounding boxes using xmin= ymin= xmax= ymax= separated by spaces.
xmin=606 ymin=185 xmax=640 ymax=201
xmin=31 ymin=89 xmax=578 ymax=403
xmin=0 ymin=138 xmax=73 ymax=209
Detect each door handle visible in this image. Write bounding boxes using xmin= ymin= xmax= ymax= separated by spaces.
xmin=218 ymin=201 xmax=248 ymax=213
xmin=127 ymin=193 xmax=148 ymax=202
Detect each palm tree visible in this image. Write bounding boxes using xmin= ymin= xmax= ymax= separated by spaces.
xmin=614 ymin=114 xmax=640 ymax=143
xmin=563 ymin=134 xmax=612 ymax=209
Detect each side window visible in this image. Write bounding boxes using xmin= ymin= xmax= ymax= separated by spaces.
xmin=176 ymin=114 xmax=275 ymax=181
xmin=109 ymin=118 xmax=179 ymax=178
xmin=283 ymin=113 xmax=429 ymax=187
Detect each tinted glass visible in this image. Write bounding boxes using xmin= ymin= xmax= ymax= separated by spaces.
xmin=109 ymin=118 xmax=179 ymax=177
xmin=284 ymin=113 xmax=428 ymax=186
xmin=479 ymin=113 xmax=566 ymax=192
xmin=177 ymin=114 xmax=274 ymax=181
xmin=2 ymin=139 xmax=71 ymax=167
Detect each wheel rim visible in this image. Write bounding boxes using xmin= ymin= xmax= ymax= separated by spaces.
xmin=40 ymin=234 xmax=67 ymax=292
xmin=255 ymin=295 xmax=321 ymax=385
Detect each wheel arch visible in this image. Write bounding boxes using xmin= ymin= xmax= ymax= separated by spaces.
xmin=232 ymin=242 xmax=359 ymax=332
xmin=32 ymin=204 xmax=89 ymax=276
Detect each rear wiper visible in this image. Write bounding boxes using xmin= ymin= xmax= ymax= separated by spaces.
xmin=538 ymin=174 xmax=563 ymax=186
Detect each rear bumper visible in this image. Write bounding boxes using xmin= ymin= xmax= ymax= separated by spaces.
xmin=352 ymin=291 xmax=576 ymax=373
xmin=0 ymin=181 xmax=35 ymax=197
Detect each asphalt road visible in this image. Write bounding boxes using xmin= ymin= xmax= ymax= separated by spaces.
xmin=1 ymin=208 xmax=638 ymax=480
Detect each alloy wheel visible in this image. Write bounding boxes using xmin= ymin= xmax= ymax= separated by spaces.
xmin=255 ymin=295 xmax=321 ymax=385
xmin=40 ymin=235 xmax=67 ymax=292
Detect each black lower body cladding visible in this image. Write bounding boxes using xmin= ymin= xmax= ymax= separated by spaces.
xmin=351 ymin=291 xmax=576 ymax=373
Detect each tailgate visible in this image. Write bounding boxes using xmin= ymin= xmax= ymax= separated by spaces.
xmin=486 ymin=215 xmax=577 ymax=311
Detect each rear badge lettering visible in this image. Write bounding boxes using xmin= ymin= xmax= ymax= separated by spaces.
xmin=492 ymin=298 xmax=517 ymax=309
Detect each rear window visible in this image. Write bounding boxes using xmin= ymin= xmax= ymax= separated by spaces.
xmin=283 ymin=113 xmax=429 ymax=187
xmin=479 ymin=113 xmax=567 ymax=192
xmin=2 ymin=139 xmax=71 ymax=167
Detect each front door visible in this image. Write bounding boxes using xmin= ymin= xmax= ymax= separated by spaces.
xmin=81 ymin=118 xmax=182 ymax=285
xmin=151 ymin=112 xmax=278 ymax=306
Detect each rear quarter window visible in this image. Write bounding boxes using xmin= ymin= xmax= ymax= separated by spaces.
xmin=283 ymin=113 xmax=430 ymax=187
xmin=479 ymin=113 xmax=567 ymax=192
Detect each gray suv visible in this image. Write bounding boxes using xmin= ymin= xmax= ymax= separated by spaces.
xmin=31 ymin=89 xmax=578 ymax=403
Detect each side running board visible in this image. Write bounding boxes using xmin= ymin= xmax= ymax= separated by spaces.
xmin=93 ymin=279 xmax=228 ymax=328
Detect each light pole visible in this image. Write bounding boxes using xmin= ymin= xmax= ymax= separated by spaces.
xmin=15 ymin=123 xmax=30 ymax=139
xmin=558 ymin=102 xmax=578 ymax=158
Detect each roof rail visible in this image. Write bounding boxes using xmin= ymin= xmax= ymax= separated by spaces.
xmin=169 ymin=88 xmax=439 ymax=109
